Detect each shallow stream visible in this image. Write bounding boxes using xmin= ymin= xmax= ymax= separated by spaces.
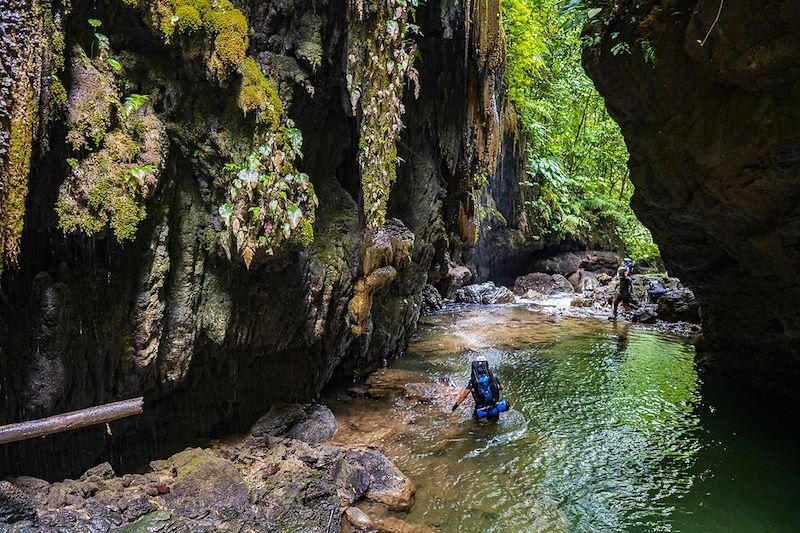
xmin=328 ymin=304 xmax=800 ymax=532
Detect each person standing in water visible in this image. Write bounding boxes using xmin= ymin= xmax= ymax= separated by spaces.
xmin=451 ymin=356 xmax=509 ymax=422
xmin=613 ymin=266 xmax=634 ymax=318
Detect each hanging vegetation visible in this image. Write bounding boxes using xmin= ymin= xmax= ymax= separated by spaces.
xmin=346 ymin=0 xmax=421 ymax=230
xmin=217 ymin=124 xmax=318 ymax=268
xmin=56 ymin=31 xmax=168 ymax=242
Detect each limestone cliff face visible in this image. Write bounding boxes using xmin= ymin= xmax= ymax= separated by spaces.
xmin=584 ymin=0 xmax=800 ymax=395
xmin=0 ymin=0 xmax=518 ymax=478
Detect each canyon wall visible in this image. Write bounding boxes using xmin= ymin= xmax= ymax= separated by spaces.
xmin=584 ymin=0 xmax=800 ymax=395
xmin=0 ymin=0 xmax=526 ymax=478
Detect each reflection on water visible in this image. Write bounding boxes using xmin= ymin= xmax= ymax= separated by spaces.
xmin=329 ymin=304 xmax=800 ymax=532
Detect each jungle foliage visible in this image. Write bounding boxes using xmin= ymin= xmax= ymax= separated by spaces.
xmin=501 ymin=0 xmax=659 ymax=261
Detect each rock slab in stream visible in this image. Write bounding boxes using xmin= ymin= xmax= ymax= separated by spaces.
xmin=455 ymin=282 xmax=515 ymax=304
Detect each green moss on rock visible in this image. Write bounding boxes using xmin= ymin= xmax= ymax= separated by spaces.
xmin=1 ymin=94 xmax=37 ymax=271
xmin=174 ymin=4 xmax=202 ymax=33
xmin=238 ymin=57 xmax=282 ymax=129
xmin=58 ymin=47 xmax=169 ymax=242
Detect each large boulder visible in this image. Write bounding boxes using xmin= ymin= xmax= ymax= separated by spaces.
xmin=251 ymin=403 xmax=338 ymax=444
xmin=345 ymin=448 xmax=415 ymax=511
xmin=655 ymin=288 xmax=700 ymax=323
xmin=568 ymin=269 xmax=601 ymax=293
xmin=513 ymin=273 xmax=574 ymax=296
xmin=436 ymin=265 xmax=474 ymax=299
xmin=527 ymin=250 xmax=620 ymax=278
xmin=454 ymin=282 xmax=515 ymax=304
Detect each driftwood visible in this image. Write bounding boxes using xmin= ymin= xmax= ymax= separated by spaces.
xmin=0 ymin=397 xmax=144 ymax=445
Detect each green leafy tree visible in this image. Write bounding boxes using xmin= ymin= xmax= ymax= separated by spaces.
xmin=501 ymin=0 xmax=660 ymax=262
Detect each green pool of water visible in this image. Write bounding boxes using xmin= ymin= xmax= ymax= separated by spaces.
xmin=362 ymin=304 xmax=800 ymax=532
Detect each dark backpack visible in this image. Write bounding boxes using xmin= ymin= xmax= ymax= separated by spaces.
xmin=470 ymin=360 xmax=499 ymax=407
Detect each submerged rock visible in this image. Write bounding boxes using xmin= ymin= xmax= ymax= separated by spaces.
xmin=365 ymin=369 xmax=427 ymax=399
xmin=454 ymin=282 xmax=515 ymax=304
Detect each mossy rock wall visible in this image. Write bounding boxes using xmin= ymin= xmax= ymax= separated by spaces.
xmin=0 ymin=0 xmax=528 ymax=479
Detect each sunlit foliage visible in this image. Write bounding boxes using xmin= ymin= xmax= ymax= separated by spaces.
xmin=501 ymin=0 xmax=660 ymax=261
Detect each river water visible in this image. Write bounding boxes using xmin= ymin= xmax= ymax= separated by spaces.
xmin=328 ymin=304 xmax=800 ymax=532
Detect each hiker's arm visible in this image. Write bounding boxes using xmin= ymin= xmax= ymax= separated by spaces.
xmin=451 ymin=388 xmax=471 ymax=411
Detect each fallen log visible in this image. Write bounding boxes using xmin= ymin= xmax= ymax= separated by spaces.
xmin=0 ymin=397 xmax=144 ymax=445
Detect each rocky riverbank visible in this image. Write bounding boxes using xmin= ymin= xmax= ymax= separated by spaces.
xmin=0 ymin=404 xmax=427 ymax=533
xmin=424 ymin=250 xmax=702 ymax=337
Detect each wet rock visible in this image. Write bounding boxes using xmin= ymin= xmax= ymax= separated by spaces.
xmin=632 ymin=304 xmax=658 ymax=323
xmin=347 ymin=448 xmax=415 ymax=510
xmin=513 ymin=273 xmax=574 ymax=296
xmin=252 ymin=403 xmax=337 ymax=444
xmin=656 ymin=288 xmax=700 ymax=323
xmin=421 ymin=284 xmax=444 ymax=313
xmin=345 ymin=506 xmax=372 ymax=529
xmin=375 ymin=516 xmax=435 ymax=533
xmin=568 ymin=269 xmax=600 ymax=293
xmin=333 ymin=458 xmax=370 ymax=507
xmin=0 ymin=480 xmax=37 ymax=526
xmin=437 ymin=265 xmax=473 ymax=299
xmin=521 ymin=289 xmax=545 ymax=300
xmin=166 ymin=452 xmax=249 ymax=520
xmin=286 ymin=405 xmax=339 ymax=444
xmin=82 ymin=462 xmax=115 ymax=480
xmin=365 ymin=369 xmax=426 ymax=398
xmin=403 ymin=383 xmax=441 ymax=403
xmin=570 ymin=297 xmax=594 ymax=308
xmin=454 ymin=282 xmax=515 ymax=304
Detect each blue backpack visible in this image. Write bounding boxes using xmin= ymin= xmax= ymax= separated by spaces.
xmin=470 ymin=360 xmax=499 ymax=407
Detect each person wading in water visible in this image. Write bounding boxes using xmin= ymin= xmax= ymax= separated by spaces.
xmin=451 ymin=356 xmax=509 ymax=422
xmin=613 ymin=266 xmax=634 ymax=318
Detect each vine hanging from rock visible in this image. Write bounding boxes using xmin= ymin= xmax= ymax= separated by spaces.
xmin=347 ymin=0 xmax=421 ymax=230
